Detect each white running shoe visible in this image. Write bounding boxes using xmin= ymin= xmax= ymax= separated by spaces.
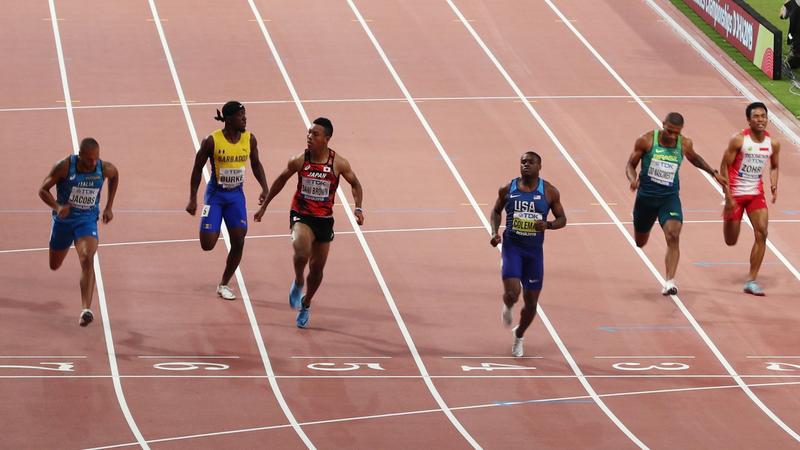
xmin=217 ymin=284 xmax=236 ymax=301
xmin=661 ymin=280 xmax=678 ymax=296
xmin=501 ymin=304 xmax=513 ymax=327
xmin=511 ymin=326 xmax=524 ymax=357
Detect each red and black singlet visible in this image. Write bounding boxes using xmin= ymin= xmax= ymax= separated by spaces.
xmin=291 ymin=149 xmax=339 ymax=218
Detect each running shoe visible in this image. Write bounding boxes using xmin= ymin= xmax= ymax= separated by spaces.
xmin=217 ymin=284 xmax=236 ymax=301
xmin=511 ymin=326 xmax=524 ymax=357
xmin=79 ymin=309 xmax=94 ymax=327
xmin=296 ymin=301 xmax=310 ymax=329
xmin=289 ymin=281 xmax=303 ymax=310
xmin=501 ymin=304 xmax=513 ymax=328
xmin=743 ymin=280 xmax=765 ymax=296
xmin=661 ymin=280 xmax=678 ymax=296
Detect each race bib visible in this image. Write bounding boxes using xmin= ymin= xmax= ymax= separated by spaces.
xmin=301 ymin=177 xmax=331 ymax=200
xmin=68 ymin=186 xmax=99 ymax=210
xmin=738 ymin=153 xmax=768 ymax=180
xmin=219 ymin=167 xmax=245 ymax=189
xmin=512 ymin=211 xmax=542 ymax=236
xmin=647 ymin=160 xmax=678 ymax=186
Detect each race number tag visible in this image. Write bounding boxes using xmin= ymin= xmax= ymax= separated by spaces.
xmin=512 ymin=211 xmax=542 ymax=236
xmin=219 ymin=167 xmax=245 ymax=189
xmin=647 ymin=160 xmax=678 ymax=186
xmin=301 ymin=177 xmax=331 ymax=200
xmin=68 ymin=187 xmax=99 ymax=210
xmin=738 ymin=153 xmax=768 ymax=180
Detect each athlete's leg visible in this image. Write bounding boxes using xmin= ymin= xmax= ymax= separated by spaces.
xmin=746 ymin=207 xmax=769 ymax=281
xmin=632 ymin=195 xmax=657 ymax=248
xmin=662 ymin=219 xmax=682 ymax=281
xmin=303 ymin=240 xmax=331 ymax=308
xmin=74 ymin=236 xmax=98 ymax=310
xmin=49 ymin=248 xmax=70 ymax=271
xmin=221 ymin=226 xmax=246 ymax=286
xmin=515 ymin=289 xmax=541 ymax=339
xmin=723 ymin=198 xmax=745 ymax=246
xmin=503 ymin=278 xmax=521 ymax=309
xmin=49 ymin=220 xmax=73 ymax=270
xmin=199 ymin=196 xmax=224 ymax=251
xmin=291 ymin=223 xmax=315 ymax=287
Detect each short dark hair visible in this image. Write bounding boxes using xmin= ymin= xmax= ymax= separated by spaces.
xmin=746 ymin=102 xmax=768 ymax=119
xmin=664 ymin=112 xmax=684 ymax=126
xmin=522 ymin=151 xmax=541 ymax=164
xmin=214 ymin=101 xmax=245 ymax=122
xmin=80 ymin=137 xmax=99 ymax=152
xmin=313 ymin=117 xmax=333 ymax=137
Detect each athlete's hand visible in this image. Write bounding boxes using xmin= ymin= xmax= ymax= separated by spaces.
xmin=713 ymin=172 xmax=728 ymax=189
xmin=354 ymin=209 xmax=364 ymax=226
xmin=490 ymin=234 xmax=502 ymax=247
xmin=254 ymin=205 xmax=267 ymax=222
xmin=56 ymin=204 xmax=70 ymax=219
xmin=102 ymin=208 xmax=114 ymax=224
xmin=534 ymin=220 xmax=547 ymax=232
xmin=186 ymin=198 xmax=197 ymax=216
xmin=771 ymin=185 xmax=778 ymax=203
xmin=629 ymin=178 xmax=639 ymax=191
xmin=723 ymin=197 xmax=735 ymax=218
xmin=258 ymin=190 xmax=268 ymax=206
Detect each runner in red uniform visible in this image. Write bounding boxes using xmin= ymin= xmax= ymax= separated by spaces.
xmin=720 ymin=102 xmax=781 ymax=296
xmin=255 ymin=117 xmax=364 ymax=328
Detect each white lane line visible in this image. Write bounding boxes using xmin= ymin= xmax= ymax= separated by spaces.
xmin=594 ymin=356 xmax=696 ymax=359
xmin=0 ymin=94 xmax=747 ymax=113
xmin=6 ymin=374 xmax=800 ymax=380
xmin=445 ymin=1 xmax=646 ymax=448
xmin=146 ymin=1 xmax=312 ymax=448
xmin=0 ymin=356 xmax=87 ymax=358
xmin=747 ymin=356 xmax=800 ymax=359
xmin=83 ymin=379 xmax=800 ymax=450
xmin=442 ymin=356 xmax=543 ymax=359
xmin=4 ymin=219 xmax=799 ymax=255
xmin=247 ymin=1 xmax=477 ymax=447
xmin=48 ymin=1 xmax=148 ymax=448
xmin=544 ymin=0 xmax=800 ymax=440
xmin=136 ymin=356 xmax=240 ymax=359
xmin=290 ymin=356 xmax=392 ymax=359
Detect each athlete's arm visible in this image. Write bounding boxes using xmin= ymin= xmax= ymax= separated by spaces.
xmin=683 ymin=137 xmax=726 ymax=187
xmin=769 ymin=139 xmax=780 ymax=203
xmin=626 ymin=132 xmax=651 ymax=191
xmin=38 ymin=158 xmax=70 ymax=219
xmin=254 ymin=155 xmax=302 ymax=222
xmin=540 ymin=183 xmax=566 ymax=231
xmin=720 ymin=134 xmax=743 ymax=207
xmin=186 ymin=135 xmax=214 ymax=215
xmin=337 ymin=156 xmax=364 ymax=226
xmin=102 ymin=161 xmax=119 ymax=224
xmin=249 ymin=133 xmax=270 ymax=205
xmin=490 ymin=183 xmax=510 ymax=247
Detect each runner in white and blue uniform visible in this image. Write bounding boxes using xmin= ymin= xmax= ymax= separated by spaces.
xmin=490 ymin=151 xmax=566 ymax=357
xmin=39 ymin=138 xmax=119 ymax=327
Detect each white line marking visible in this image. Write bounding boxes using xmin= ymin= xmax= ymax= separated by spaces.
xmin=594 ymin=356 xmax=696 ymax=359
xmin=0 ymin=356 xmax=87 ymax=359
xmin=7 ymin=374 xmax=800 ymax=380
xmin=747 ymin=356 xmax=800 ymax=359
xmin=146 ymin=1 xmax=311 ymax=447
xmin=442 ymin=356 xmax=543 ymax=359
xmin=544 ymin=0 xmax=799 ymax=440
xmin=136 ymin=356 xmax=240 ymax=359
xmin=447 ymin=1 xmax=646 ymax=448
xmin=83 ymin=379 xmax=800 ymax=450
xmin=290 ymin=356 xmax=392 ymax=359
xmin=0 ymin=94 xmax=747 ymax=113
xmin=249 ymin=0 xmax=475 ymax=446
xmin=48 ymin=1 xmax=147 ymax=447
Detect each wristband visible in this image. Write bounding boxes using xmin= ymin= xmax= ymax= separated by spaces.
xmin=354 ymin=207 xmax=363 ymax=213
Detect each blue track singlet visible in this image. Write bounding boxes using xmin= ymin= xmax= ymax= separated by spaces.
xmin=54 ymin=155 xmax=104 ymax=223
xmin=503 ymin=177 xmax=550 ymax=248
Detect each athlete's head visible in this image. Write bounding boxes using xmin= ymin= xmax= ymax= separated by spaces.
xmin=215 ymin=101 xmax=246 ymax=132
xmin=746 ymin=102 xmax=768 ymax=132
xmin=520 ymin=151 xmax=541 ymax=178
xmin=78 ymin=137 xmax=100 ymax=171
xmin=308 ymin=117 xmax=333 ymax=151
xmin=661 ymin=112 xmax=684 ymax=144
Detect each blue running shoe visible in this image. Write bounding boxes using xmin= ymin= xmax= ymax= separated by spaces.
xmin=289 ymin=281 xmax=303 ymax=310
xmin=296 ymin=303 xmax=310 ymax=329
xmin=743 ymin=280 xmax=765 ymax=296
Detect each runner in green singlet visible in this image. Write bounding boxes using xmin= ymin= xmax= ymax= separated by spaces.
xmin=625 ymin=112 xmax=726 ymax=295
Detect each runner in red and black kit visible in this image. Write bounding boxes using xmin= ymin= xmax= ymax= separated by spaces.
xmin=255 ymin=117 xmax=364 ymax=329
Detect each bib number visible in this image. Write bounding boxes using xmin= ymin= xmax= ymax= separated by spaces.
xmin=647 ymin=160 xmax=678 ymax=186
xmin=738 ymin=153 xmax=768 ymax=180
xmin=68 ymin=187 xmax=99 ymax=210
xmin=219 ymin=167 xmax=245 ymax=189
xmin=301 ymin=177 xmax=331 ymax=200
xmin=512 ymin=211 xmax=542 ymax=236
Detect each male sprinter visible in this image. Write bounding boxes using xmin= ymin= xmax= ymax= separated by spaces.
xmin=254 ymin=117 xmax=364 ymax=328
xmin=186 ymin=101 xmax=269 ymax=300
xmin=39 ymin=138 xmax=119 ymax=326
xmin=720 ymin=102 xmax=781 ymax=296
xmin=490 ymin=151 xmax=566 ymax=357
xmin=626 ymin=112 xmax=726 ymax=295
